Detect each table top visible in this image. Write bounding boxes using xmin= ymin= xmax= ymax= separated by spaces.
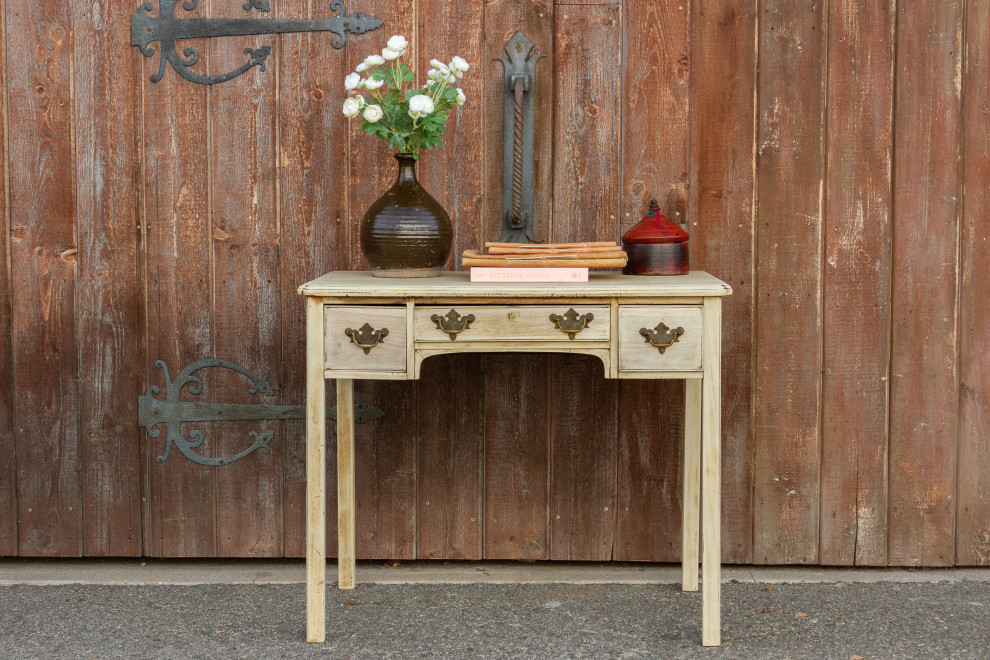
xmin=298 ymin=271 xmax=732 ymax=298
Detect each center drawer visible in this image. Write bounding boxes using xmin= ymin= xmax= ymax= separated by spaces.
xmin=415 ymin=305 xmax=610 ymax=342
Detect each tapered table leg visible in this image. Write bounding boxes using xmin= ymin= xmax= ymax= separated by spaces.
xmin=701 ymin=298 xmax=722 ymax=646
xmin=306 ymin=298 xmax=327 ymax=643
xmin=682 ymin=378 xmax=702 ymax=592
xmin=337 ymin=378 xmax=356 ymax=590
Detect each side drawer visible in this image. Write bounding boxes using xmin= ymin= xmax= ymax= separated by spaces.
xmin=325 ymin=305 xmax=407 ymax=373
xmin=618 ymin=305 xmax=702 ymax=371
xmin=415 ymin=305 xmax=610 ymax=342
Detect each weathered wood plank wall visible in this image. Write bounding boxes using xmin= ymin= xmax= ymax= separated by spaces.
xmin=1 ymin=0 xmax=988 ymax=566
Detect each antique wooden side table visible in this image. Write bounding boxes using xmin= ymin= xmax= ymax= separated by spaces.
xmin=298 ymin=271 xmax=732 ymax=646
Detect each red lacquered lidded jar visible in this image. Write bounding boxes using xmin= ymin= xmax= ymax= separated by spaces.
xmin=621 ymin=199 xmax=690 ymax=275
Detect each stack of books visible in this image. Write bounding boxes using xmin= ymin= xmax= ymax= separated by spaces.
xmin=463 ymin=242 xmax=628 ymax=283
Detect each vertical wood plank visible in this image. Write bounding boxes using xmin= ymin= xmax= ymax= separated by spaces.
xmin=352 ymin=380 xmax=417 ymax=559
xmin=6 ymin=0 xmax=82 ymax=556
xmin=72 ymin=0 xmax=143 ymax=557
xmin=345 ymin=0 xmax=418 ymax=561
xmin=484 ymin=353 xmax=550 ymax=559
xmin=416 ymin=355 xmax=483 ymax=559
xmin=141 ymin=0 xmax=216 ymax=557
xmin=0 ymin=0 xmax=15 ymax=556
xmin=210 ymin=0 xmax=282 ymax=558
xmin=481 ymin=0 xmax=555 ymax=563
xmin=549 ymin=355 xmax=616 ymax=560
xmin=414 ymin=0 xmax=486 ymax=562
xmin=687 ymin=0 xmax=758 ymax=564
xmin=277 ymin=3 xmax=351 ymax=558
xmin=553 ymin=3 xmax=621 ymax=243
xmin=752 ymin=0 xmax=827 ymax=564
xmin=617 ymin=0 xmax=691 ymax=563
xmin=819 ymin=0 xmax=894 ymax=567
xmin=888 ymin=0 xmax=963 ymax=567
xmin=549 ymin=2 xmax=620 ymax=561
xmin=957 ymin=0 xmax=990 ymax=567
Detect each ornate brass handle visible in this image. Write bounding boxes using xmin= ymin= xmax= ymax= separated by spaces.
xmin=549 ymin=308 xmax=594 ymax=340
xmin=431 ymin=309 xmax=476 ymax=341
xmin=344 ymin=323 xmax=389 ymax=354
xmin=639 ymin=322 xmax=684 ymax=353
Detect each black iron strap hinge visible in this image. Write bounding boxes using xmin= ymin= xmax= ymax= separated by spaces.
xmin=132 ymin=0 xmax=384 ymax=85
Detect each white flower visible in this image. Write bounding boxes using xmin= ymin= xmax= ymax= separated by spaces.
xmin=364 ymin=54 xmax=385 ymax=66
xmin=445 ymin=73 xmax=456 ymax=84
xmin=427 ymin=68 xmax=440 ymax=80
xmin=454 ymin=69 xmax=464 ymax=79
xmin=363 ymin=77 xmax=384 ymax=90
xmin=455 ymin=88 xmax=466 ymax=106
xmin=408 ymin=94 xmax=435 ymax=118
xmin=344 ymin=72 xmax=361 ymax=90
xmin=450 ymin=56 xmax=469 ymax=72
xmin=387 ymin=35 xmax=408 ymax=52
xmin=342 ymin=98 xmax=361 ymax=118
xmin=354 ymin=94 xmax=366 ymax=109
xmin=429 ymin=59 xmax=446 ymax=71
xmin=363 ymin=104 xmax=384 ymax=123
xmin=382 ymin=46 xmax=402 ymax=60
xmin=355 ymin=62 xmax=368 ymax=73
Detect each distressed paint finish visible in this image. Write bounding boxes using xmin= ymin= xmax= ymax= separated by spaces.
xmin=687 ymin=0 xmax=758 ymax=563
xmin=888 ymin=0 xmax=963 ymax=567
xmin=6 ymin=0 xmax=82 ymax=556
xmin=819 ymin=0 xmax=894 ymax=567
xmin=955 ymin=0 xmax=990 ymax=567
xmin=752 ymin=0 xmax=827 ymax=564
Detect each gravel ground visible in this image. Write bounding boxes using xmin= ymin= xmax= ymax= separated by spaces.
xmin=2 ymin=580 xmax=988 ymax=659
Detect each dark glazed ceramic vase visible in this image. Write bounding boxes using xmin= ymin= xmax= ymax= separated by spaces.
xmin=360 ymin=153 xmax=453 ymax=277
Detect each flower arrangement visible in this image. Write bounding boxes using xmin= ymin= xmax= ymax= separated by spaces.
xmin=342 ymin=35 xmax=468 ymax=158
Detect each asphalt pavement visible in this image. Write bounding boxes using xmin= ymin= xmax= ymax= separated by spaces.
xmin=1 ymin=563 xmax=987 ymax=659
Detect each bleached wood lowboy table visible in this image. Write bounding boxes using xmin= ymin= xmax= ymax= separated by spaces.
xmin=298 ymin=271 xmax=732 ymax=646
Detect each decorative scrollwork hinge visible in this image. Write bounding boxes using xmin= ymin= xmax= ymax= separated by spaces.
xmin=345 ymin=323 xmax=389 ymax=354
xmin=138 ymin=359 xmax=385 ymax=467
xmin=132 ymin=0 xmax=384 ymax=85
xmin=549 ymin=308 xmax=594 ymax=340
xmin=431 ymin=309 xmax=476 ymax=340
xmin=640 ymin=322 xmax=684 ymax=353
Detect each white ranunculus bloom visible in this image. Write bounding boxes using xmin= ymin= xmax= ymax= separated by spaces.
xmin=382 ymin=47 xmax=401 ymax=60
xmin=363 ymin=77 xmax=384 ymax=90
xmin=363 ymin=104 xmax=384 ymax=123
xmin=454 ymin=69 xmax=463 ymax=79
xmin=408 ymin=94 xmax=435 ymax=118
xmin=365 ymin=54 xmax=385 ymax=66
xmin=429 ymin=59 xmax=445 ymax=71
xmin=342 ymin=98 xmax=361 ymax=118
xmin=450 ymin=56 xmax=469 ymax=72
xmin=445 ymin=73 xmax=456 ymax=84
xmin=344 ymin=72 xmax=361 ymax=90
xmin=388 ymin=35 xmax=408 ymax=52
xmin=355 ymin=62 xmax=368 ymax=72
xmin=354 ymin=95 xmax=366 ymax=109
xmin=455 ymin=88 xmax=466 ymax=106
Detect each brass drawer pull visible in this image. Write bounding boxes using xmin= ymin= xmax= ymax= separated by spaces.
xmin=344 ymin=323 xmax=389 ymax=354
xmin=640 ymin=322 xmax=684 ymax=353
xmin=549 ymin=308 xmax=594 ymax=340
xmin=431 ymin=309 xmax=476 ymax=340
